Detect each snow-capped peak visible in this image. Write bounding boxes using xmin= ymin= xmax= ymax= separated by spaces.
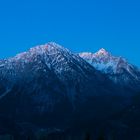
xmin=28 ymin=42 xmax=69 ymax=55
xmin=2 ymin=42 xmax=96 ymax=82
xmin=79 ymin=49 xmax=140 ymax=86
xmin=79 ymin=49 xmax=140 ymax=81
xmin=10 ymin=42 xmax=71 ymax=62
xmin=95 ymin=48 xmax=110 ymax=56
xmin=0 ymin=42 xmax=76 ymax=75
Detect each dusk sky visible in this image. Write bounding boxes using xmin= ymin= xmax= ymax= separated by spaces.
xmin=0 ymin=0 xmax=140 ymax=66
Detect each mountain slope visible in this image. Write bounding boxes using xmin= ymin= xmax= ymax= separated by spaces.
xmin=0 ymin=43 xmax=120 ymax=114
xmin=0 ymin=43 xmax=112 ymax=104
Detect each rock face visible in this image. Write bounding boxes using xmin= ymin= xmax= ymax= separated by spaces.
xmin=79 ymin=49 xmax=140 ymax=92
xmin=0 ymin=43 xmax=139 ymax=139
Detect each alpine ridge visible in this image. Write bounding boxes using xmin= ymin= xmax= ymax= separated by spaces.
xmin=79 ymin=49 xmax=140 ymax=91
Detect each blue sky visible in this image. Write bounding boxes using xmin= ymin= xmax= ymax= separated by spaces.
xmin=0 ymin=0 xmax=140 ymax=66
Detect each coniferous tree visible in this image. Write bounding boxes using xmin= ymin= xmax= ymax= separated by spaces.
xmin=85 ymin=132 xmax=90 ymax=140
xmin=97 ymin=131 xmax=105 ymax=140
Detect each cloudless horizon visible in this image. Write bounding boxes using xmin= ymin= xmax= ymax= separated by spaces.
xmin=0 ymin=0 xmax=140 ymax=67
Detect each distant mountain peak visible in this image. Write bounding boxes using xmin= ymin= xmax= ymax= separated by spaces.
xmin=79 ymin=49 xmax=126 ymax=74
xmin=95 ymin=48 xmax=110 ymax=56
xmin=79 ymin=49 xmax=140 ymax=85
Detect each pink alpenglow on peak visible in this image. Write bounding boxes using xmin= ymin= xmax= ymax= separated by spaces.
xmin=94 ymin=48 xmax=111 ymax=57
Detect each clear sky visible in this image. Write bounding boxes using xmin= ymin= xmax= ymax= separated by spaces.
xmin=0 ymin=0 xmax=140 ymax=66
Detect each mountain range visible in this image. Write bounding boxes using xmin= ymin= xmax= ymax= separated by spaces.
xmin=0 ymin=42 xmax=140 ymax=140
